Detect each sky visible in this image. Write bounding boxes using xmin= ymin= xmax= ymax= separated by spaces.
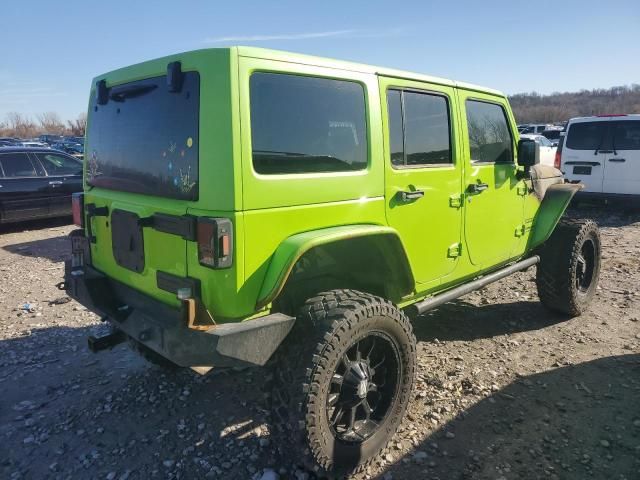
xmin=1 ymin=0 xmax=638 ymax=121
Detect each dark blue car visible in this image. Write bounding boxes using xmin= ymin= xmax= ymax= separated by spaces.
xmin=0 ymin=147 xmax=83 ymax=224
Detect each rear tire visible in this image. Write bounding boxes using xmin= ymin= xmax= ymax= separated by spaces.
xmin=268 ymin=289 xmax=416 ymax=476
xmin=536 ymin=218 xmax=601 ymax=316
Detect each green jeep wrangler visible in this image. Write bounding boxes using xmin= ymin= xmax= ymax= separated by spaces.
xmin=64 ymin=47 xmax=601 ymax=474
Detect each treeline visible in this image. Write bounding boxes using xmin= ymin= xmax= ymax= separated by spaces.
xmin=509 ymin=84 xmax=640 ymax=124
xmin=0 ymin=112 xmax=87 ymax=138
xmin=3 ymin=84 xmax=640 ymax=137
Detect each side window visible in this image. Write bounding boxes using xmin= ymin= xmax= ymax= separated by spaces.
xmin=466 ymin=100 xmax=513 ymax=163
xmin=35 ymin=153 xmax=82 ymax=175
xmin=612 ymin=121 xmax=640 ymax=150
xmin=386 ymin=88 xmax=452 ymax=167
xmin=0 ymin=153 xmax=38 ymax=177
xmin=387 ymin=89 xmax=404 ymax=167
xmin=249 ymin=73 xmax=367 ymax=174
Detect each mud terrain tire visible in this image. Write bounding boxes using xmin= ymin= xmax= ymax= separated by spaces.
xmin=536 ymin=218 xmax=601 ymax=316
xmin=269 ymin=289 xmax=416 ymax=476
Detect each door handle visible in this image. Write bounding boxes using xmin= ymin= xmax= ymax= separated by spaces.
xmin=396 ymin=190 xmax=425 ymax=202
xmin=608 ymin=158 xmax=626 ymax=163
xmin=49 ymin=180 xmax=63 ymax=187
xmin=468 ymin=183 xmax=489 ymax=194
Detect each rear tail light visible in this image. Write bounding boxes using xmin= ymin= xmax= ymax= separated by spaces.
xmin=554 ymin=136 xmax=564 ymax=170
xmin=72 ymin=192 xmax=84 ymax=227
xmin=197 ymin=218 xmax=233 ymax=268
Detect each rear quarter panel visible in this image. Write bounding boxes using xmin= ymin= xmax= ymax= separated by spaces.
xmin=236 ymin=55 xmax=389 ymax=317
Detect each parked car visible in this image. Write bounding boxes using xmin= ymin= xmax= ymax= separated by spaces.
xmin=519 ymin=123 xmax=553 ymax=134
xmin=38 ymin=134 xmax=65 ymax=145
xmin=21 ymin=141 xmax=50 ymax=148
xmin=541 ymin=128 xmax=563 ymax=146
xmin=0 ymin=137 xmax=20 ymax=146
xmin=0 ymin=147 xmax=83 ymax=224
xmin=64 ymin=136 xmax=85 ymax=145
xmin=519 ymin=134 xmax=557 ymax=165
xmin=557 ymin=114 xmax=640 ymax=204
xmin=52 ymin=141 xmax=84 ymax=158
xmin=64 ymin=47 xmax=597 ymax=476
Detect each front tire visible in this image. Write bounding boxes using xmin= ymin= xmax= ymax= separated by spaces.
xmin=536 ymin=218 xmax=601 ymax=316
xmin=269 ymin=289 xmax=416 ymax=476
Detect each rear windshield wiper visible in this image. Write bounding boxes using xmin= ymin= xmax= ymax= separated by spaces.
xmin=109 ymin=84 xmax=157 ymax=103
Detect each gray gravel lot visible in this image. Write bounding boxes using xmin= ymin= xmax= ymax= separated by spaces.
xmin=1 ymin=208 xmax=639 ymax=480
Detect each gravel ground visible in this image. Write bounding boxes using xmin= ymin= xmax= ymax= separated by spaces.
xmin=0 ymin=207 xmax=639 ymax=480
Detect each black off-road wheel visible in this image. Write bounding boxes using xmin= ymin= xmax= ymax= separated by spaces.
xmin=536 ymin=218 xmax=601 ymax=316
xmin=268 ymin=289 xmax=416 ymax=477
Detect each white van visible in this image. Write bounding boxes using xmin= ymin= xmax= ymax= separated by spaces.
xmin=558 ymin=115 xmax=640 ymax=202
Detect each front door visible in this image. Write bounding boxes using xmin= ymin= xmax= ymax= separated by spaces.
xmin=381 ymin=77 xmax=463 ymax=286
xmin=458 ymin=92 xmax=524 ymax=267
xmin=31 ymin=151 xmax=83 ymax=216
xmin=0 ymin=152 xmax=50 ymax=222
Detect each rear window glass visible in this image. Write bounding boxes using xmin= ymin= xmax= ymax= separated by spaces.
xmin=611 ymin=121 xmax=640 ymax=150
xmin=466 ymin=100 xmax=513 ymax=163
xmin=35 ymin=153 xmax=82 ymax=175
xmin=565 ymin=121 xmax=609 ymax=150
xmin=0 ymin=153 xmax=37 ymax=177
xmin=250 ymin=73 xmax=367 ymax=174
xmin=86 ymin=72 xmax=200 ymax=200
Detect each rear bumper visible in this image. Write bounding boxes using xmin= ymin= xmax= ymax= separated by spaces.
xmin=574 ymin=191 xmax=640 ymax=206
xmin=64 ymin=260 xmax=295 ymax=368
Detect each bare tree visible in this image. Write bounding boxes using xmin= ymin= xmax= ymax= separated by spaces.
xmin=510 ymin=84 xmax=640 ymax=123
xmin=37 ymin=111 xmax=65 ymax=134
xmin=5 ymin=112 xmax=37 ymax=138
xmin=67 ymin=113 xmax=87 ymax=136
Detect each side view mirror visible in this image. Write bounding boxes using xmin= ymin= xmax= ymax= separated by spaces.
xmin=517 ymin=139 xmax=540 ymax=170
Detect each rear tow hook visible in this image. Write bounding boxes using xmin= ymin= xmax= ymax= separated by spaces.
xmin=88 ymin=330 xmax=126 ymax=353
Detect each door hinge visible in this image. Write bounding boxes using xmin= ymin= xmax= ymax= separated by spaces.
xmin=449 ymin=195 xmax=462 ymax=208
xmin=515 ymin=224 xmax=527 ymax=237
xmin=517 ymin=184 xmax=528 ymax=196
xmin=447 ymin=243 xmax=462 ymax=258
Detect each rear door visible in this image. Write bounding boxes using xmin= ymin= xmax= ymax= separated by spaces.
xmin=562 ymin=120 xmax=610 ymax=192
xmin=0 ymin=152 xmax=50 ymax=222
xmin=85 ymin=67 xmax=202 ymax=304
xmin=32 ymin=151 xmax=83 ymax=216
xmin=603 ymin=120 xmax=640 ymax=194
xmin=380 ymin=77 xmax=463 ymax=286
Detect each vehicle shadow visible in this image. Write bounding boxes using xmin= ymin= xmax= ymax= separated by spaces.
xmin=2 ymin=235 xmax=70 ymax=262
xmin=0 ymin=217 xmax=72 ymax=234
xmin=2 ymin=324 xmax=637 ymax=480
xmin=411 ymin=298 xmax=570 ymax=342
xmin=379 ymin=354 xmax=640 ymax=480
xmin=0 ymin=324 xmax=275 ymax=480
xmin=567 ymin=202 xmax=640 ymax=228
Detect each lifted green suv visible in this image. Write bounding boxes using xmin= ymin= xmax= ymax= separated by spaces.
xmin=65 ymin=47 xmax=601 ymax=474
